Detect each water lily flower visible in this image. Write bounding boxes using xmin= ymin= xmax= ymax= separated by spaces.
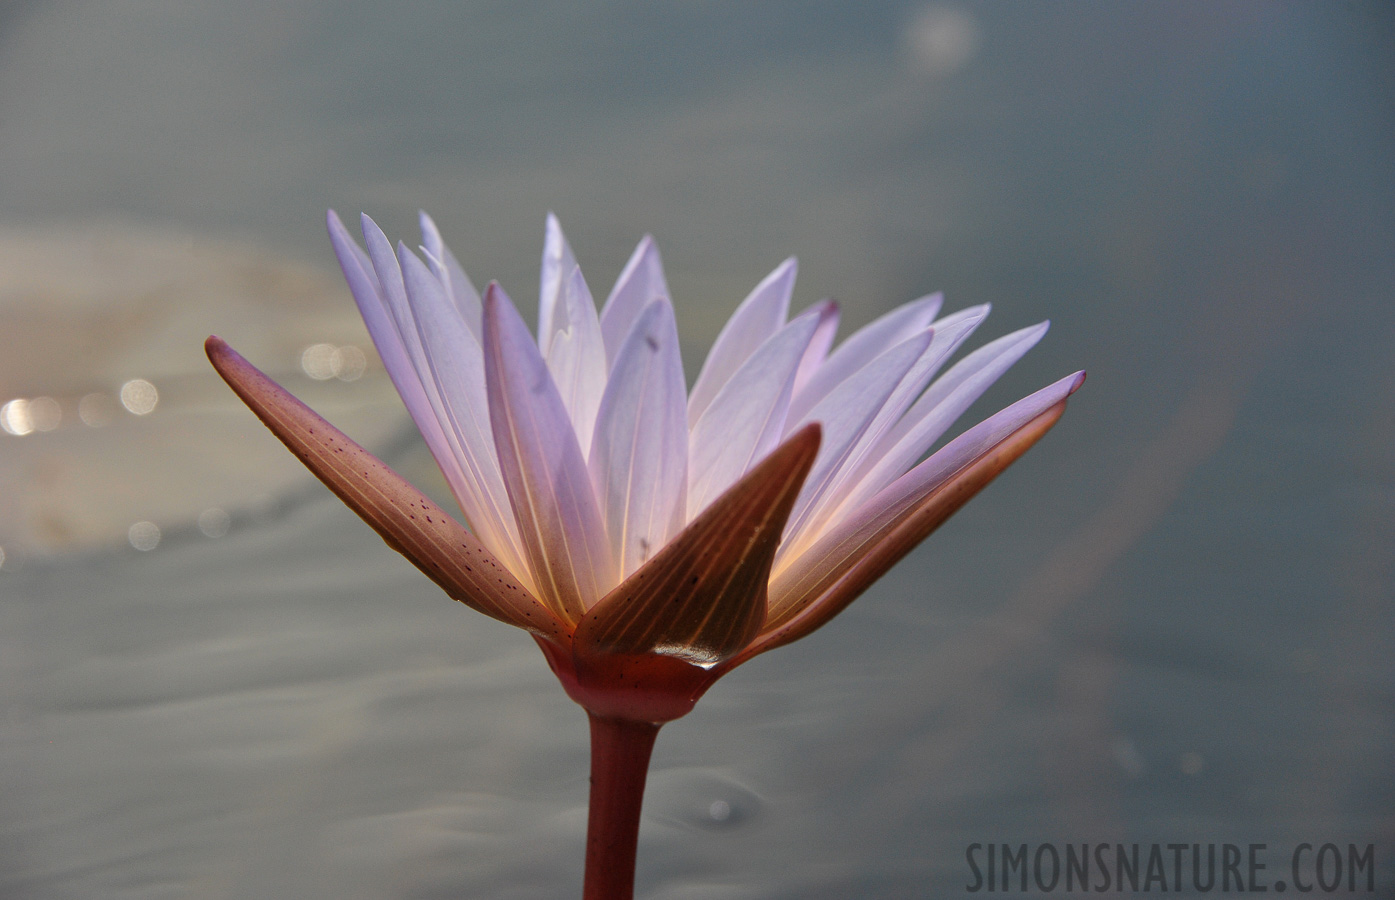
xmin=205 ymin=210 xmax=1082 ymax=899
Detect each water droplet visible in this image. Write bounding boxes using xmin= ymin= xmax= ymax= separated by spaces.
xmin=646 ymin=769 xmax=763 ymax=831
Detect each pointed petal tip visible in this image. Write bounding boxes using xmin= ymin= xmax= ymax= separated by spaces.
xmin=359 ymin=212 xmax=389 ymax=244
xmin=1068 ymin=370 xmax=1086 ymax=394
xmin=205 ymin=334 xmax=228 ymax=363
xmin=206 ymin=336 xmax=563 ymax=638
xmin=787 ymin=420 xmax=822 ymax=455
xmin=576 ymin=421 xmax=823 ymax=666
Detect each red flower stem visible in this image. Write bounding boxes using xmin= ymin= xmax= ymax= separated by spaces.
xmin=583 ymin=713 xmax=661 ymax=900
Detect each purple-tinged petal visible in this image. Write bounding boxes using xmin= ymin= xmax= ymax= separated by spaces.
xmin=589 ymin=299 xmax=688 ymax=578
xmin=835 ymin=321 xmax=1050 ymax=519
xmin=545 ymin=264 xmax=609 ymax=451
xmin=786 ymin=292 xmax=943 ymax=426
xmin=205 ymin=337 xmax=565 ymax=641
xmin=539 ymin=212 xmax=578 ymax=358
xmin=418 ymin=210 xmax=483 ymax=342
xmin=327 ymin=213 xmax=484 ymax=541
xmin=791 ymin=304 xmax=989 ymax=547
xmin=778 ymin=328 xmax=932 ymax=557
xmin=764 ymin=371 xmax=1085 ymax=631
xmin=576 ymin=424 xmax=820 ymax=667
xmin=790 ymin=300 xmax=840 ymax=398
xmin=484 ymin=283 xmax=616 ymax=621
xmin=397 ymin=244 xmax=529 ymax=576
xmin=599 ymin=235 xmax=670 ymax=367
xmin=687 ymin=257 xmax=797 ymax=426
xmin=687 ymin=309 xmax=821 ymax=519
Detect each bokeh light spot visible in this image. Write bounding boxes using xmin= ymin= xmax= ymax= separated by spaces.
xmin=79 ymin=392 xmax=117 ymax=427
xmin=335 ymin=345 xmax=366 ymax=381
xmin=128 ymin=521 xmax=161 ymax=551
xmin=198 ymin=507 xmax=232 ymax=538
xmin=904 ymin=4 xmax=980 ymax=76
xmin=28 ymin=396 xmax=61 ymax=432
xmin=120 ymin=379 xmax=159 ymax=415
xmin=301 ymin=343 xmax=339 ymax=380
xmin=1 ymin=399 xmax=33 ymax=435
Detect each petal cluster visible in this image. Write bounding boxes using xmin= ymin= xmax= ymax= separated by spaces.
xmin=207 ymin=210 xmax=1081 ymax=719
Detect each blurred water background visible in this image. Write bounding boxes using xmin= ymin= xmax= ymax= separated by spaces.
xmin=1 ymin=2 xmax=1392 ymax=897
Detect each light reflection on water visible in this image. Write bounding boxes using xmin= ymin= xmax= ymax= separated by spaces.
xmin=1 ymin=1 xmax=1392 ymax=897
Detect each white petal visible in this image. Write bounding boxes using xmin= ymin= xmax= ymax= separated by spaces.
xmin=852 ymin=371 xmax=1084 ymax=525
xmin=786 ymin=292 xmax=942 ymax=425
xmin=397 ymin=245 xmax=528 ymax=577
xmin=589 ymin=299 xmax=688 ymax=578
xmin=778 ymin=328 xmax=933 ymax=558
xmin=538 ymin=212 xmax=577 ymax=358
xmin=770 ymin=371 xmax=1085 ymax=614
xmin=790 ymin=300 xmax=840 ymax=400
xmin=687 ymin=257 xmax=796 ymax=426
xmin=484 ymin=283 xmax=616 ymax=619
xmin=795 ymin=304 xmax=989 ymax=543
xmin=328 ymin=211 xmax=432 ymax=427
xmin=599 ymin=235 xmax=670 ymax=367
xmin=330 ymin=214 xmax=484 ymax=544
xmin=418 ymin=210 xmax=483 ymax=342
xmin=544 ymin=264 xmax=608 ymax=451
xmin=687 ymin=309 xmax=820 ymax=518
xmin=831 ymin=321 xmax=1050 ymax=521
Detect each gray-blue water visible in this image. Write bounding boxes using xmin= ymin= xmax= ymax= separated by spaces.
xmin=1 ymin=2 xmax=1392 ymax=897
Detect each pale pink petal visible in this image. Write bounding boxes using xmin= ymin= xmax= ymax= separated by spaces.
xmin=687 ymin=257 xmax=797 ymax=426
xmin=599 ymin=235 xmax=670 ymax=367
xmin=328 ymin=212 xmax=433 ymax=428
xmin=538 ymin=212 xmax=577 ymax=358
xmin=793 ymin=304 xmax=989 ymax=544
xmin=588 ymin=299 xmax=688 ymax=578
xmin=576 ymin=425 xmax=819 ymax=668
xmin=418 ymin=210 xmax=483 ymax=342
xmin=484 ymin=283 xmax=616 ymax=620
xmin=687 ymin=309 xmax=820 ymax=518
xmin=790 ymin=300 xmax=840 ymax=398
xmin=768 ymin=370 xmax=1085 ymax=621
xmin=834 ymin=321 xmax=1050 ymax=518
xmin=777 ymin=328 xmax=933 ymax=558
xmin=786 ymin=292 xmax=943 ymax=425
xmin=397 ymin=244 xmax=528 ymax=578
xmin=544 ymin=264 xmax=609 ymax=451
xmin=328 ymin=212 xmax=477 ymax=537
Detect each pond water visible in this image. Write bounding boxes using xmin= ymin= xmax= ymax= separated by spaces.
xmin=1 ymin=2 xmax=1392 ymax=897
